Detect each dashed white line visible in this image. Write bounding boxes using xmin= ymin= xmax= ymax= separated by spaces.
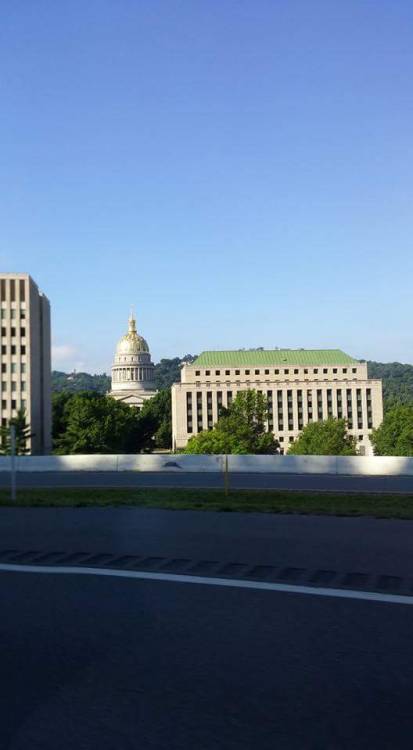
xmin=0 ymin=562 xmax=412 ymax=606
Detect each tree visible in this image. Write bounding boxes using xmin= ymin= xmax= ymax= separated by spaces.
xmin=54 ymin=392 xmax=144 ymax=454
xmin=288 ymin=418 xmax=357 ymax=455
xmin=136 ymin=389 xmax=172 ymax=451
xmin=185 ymin=390 xmax=279 ymax=454
xmin=0 ymin=409 xmax=33 ymax=455
xmin=370 ymin=404 xmax=413 ymax=456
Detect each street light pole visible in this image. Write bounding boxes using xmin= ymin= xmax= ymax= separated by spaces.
xmin=10 ymin=424 xmax=16 ymax=502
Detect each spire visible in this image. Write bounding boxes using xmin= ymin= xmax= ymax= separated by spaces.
xmin=128 ymin=306 xmax=136 ymax=333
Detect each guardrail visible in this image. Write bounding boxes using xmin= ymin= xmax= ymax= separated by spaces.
xmin=0 ymin=454 xmax=413 ymax=476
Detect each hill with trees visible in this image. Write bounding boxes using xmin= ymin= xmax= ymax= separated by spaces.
xmin=52 ymin=355 xmax=196 ymax=394
xmin=367 ymin=361 xmax=413 ymax=408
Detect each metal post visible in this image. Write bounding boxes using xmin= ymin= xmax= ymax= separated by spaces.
xmin=10 ymin=425 xmax=16 ymax=502
xmin=224 ymin=454 xmax=229 ymax=496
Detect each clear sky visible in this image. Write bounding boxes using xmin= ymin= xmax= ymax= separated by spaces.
xmin=1 ymin=1 xmax=412 ymax=372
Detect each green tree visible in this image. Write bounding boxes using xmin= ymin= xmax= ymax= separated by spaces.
xmin=54 ymin=392 xmax=144 ymax=454
xmin=0 ymin=409 xmax=33 ymax=455
xmin=370 ymin=404 xmax=413 ymax=456
xmin=288 ymin=418 xmax=357 ymax=455
xmin=185 ymin=390 xmax=279 ymax=454
xmin=136 ymin=389 xmax=172 ymax=451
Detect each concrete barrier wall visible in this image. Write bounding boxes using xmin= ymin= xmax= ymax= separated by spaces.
xmin=0 ymin=454 xmax=413 ymax=476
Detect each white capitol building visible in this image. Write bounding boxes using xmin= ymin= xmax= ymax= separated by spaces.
xmin=109 ymin=312 xmax=157 ymax=409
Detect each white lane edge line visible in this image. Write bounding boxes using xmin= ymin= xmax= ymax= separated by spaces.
xmin=1 ymin=563 xmax=413 ymax=606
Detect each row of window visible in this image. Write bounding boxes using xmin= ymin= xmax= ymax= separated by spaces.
xmin=1 ymin=381 xmax=26 ymax=391
xmin=194 ymin=366 xmax=358 ymax=377
xmin=0 ymin=398 xmax=27 ymax=418
xmin=1 ymin=327 xmax=26 ymax=337
xmin=0 ymin=279 xmax=26 ymax=302
xmin=1 ymin=363 xmax=27 ymax=373
xmin=1 ymin=346 xmax=27 ymax=356
xmin=185 ymin=388 xmax=373 ymax=434
xmin=0 ymin=309 xmax=26 ymax=319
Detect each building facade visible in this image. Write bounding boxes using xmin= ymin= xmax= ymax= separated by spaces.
xmin=109 ymin=313 xmax=157 ymax=409
xmin=0 ymin=273 xmax=52 ymax=454
xmin=171 ymin=349 xmax=383 ymax=454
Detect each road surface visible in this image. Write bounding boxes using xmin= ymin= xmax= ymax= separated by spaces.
xmin=1 ymin=470 xmax=413 ymax=493
xmin=2 ymin=508 xmax=413 ymax=748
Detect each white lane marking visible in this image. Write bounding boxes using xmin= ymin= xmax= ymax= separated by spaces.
xmin=0 ymin=563 xmax=413 ymax=606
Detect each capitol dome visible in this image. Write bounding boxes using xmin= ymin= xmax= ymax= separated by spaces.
xmin=109 ymin=312 xmax=157 ymax=408
xmin=116 ymin=316 xmax=150 ymax=355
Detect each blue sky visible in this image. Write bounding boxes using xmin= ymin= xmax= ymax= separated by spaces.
xmin=1 ymin=1 xmax=412 ymax=372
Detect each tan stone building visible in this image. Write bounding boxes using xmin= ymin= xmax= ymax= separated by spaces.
xmin=171 ymin=349 xmax=383 ymax=454
xmin=109 ymin=313 xmax=157 ymax=409
xmin=0 ymin=273 xmax=51 ymax=454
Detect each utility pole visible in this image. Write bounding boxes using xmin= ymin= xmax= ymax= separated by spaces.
xmin=10 ymin=424 xmax=16 ymax=502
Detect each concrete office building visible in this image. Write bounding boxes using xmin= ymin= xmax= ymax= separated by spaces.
xmin=0 ymin=273 xmax=51 ymax=454
xmin=109 ymin=312 xmax=157 ymax=409
xmin=171 ymin=350 xmax=383 ymax=454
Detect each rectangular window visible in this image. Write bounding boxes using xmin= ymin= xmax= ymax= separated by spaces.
xmin=205 ymin=370 xmax=210 ymax=376
xmin=357 ymin=388 xmax=363 ymax=429
xmin=215 ymin=370 xmax=220 ymax=376
xmin=313 ymin=368 xmax=318 ymax=374
xmin=277 ymin=390 xmax=283 ymax=430
xmin=235 ymin=370 xmax=240 ymax=375
xmin=297 ymin=389 xmax=303 ymax=430
xmin=336 ymin=389 xmax=342 ymax=413
xmin=294 ymin=369 xmax=299 ymax=375
xmin=195 ymin=371 xmax=200 ymax=376
xmin=304 ymin=369 xmax=308 ymax=374
xmin=19 ymin=279 xmax=25 ymax=301
xmin=366 ymin=388 xmax=373 ymax=428
xmin=264 ymin=369 xmax=269 ymax=375
xmin=287 ymin=390 xmax=293 ymax=430
xmin=0 ymin=280 xmax=5 ymax=301
xmin=10 ymin=280 xmax=15 ymax=302
xmin=274 ymin=369 xmax=279 ymax=375
xmin=1 ymin=345 xmax=6 ymax=355
xmin=352 ymin=368 xmax=357 ymax=374
xmin=186 ymin=392 xmax=193 ymax=433
xmin=225 ymin=370 xmax=230 ymax=376
xmin=346 ymin=388 xmax=353 ymax=428
xmin=245 ymin=370 xmax=250 ymax=375
xmin=317 ymin=389 xmax=323 ymax=420
xmin=1 ymin=364 xmax=6 ymax=373
xmin=217 ymin=390 xmax=223 ymax=416
xmin=21 ymin=345 xmax=26 ymax=354
xmin=20 ymin=328 xmax=25 ymax=337
xmin=284 ymin=369 xmax=289 ymax=375
xmin=227 ymin=391 xmax=233 ymax=407
xmin=342 ymin=368 xmax=347 ymax=374
xmin=207 ymin=391 xmax=213 ymax=429
xmin=254 ymin=369 xmax=260 ymax=375
xmin=196 ymin=391 xmax=203 ymax=432
xmin=1 ymin=327 xmax=6 ymax=337
xmin=323 ymin=369 xmax=328 ymax=374
xmin=327 ymin=389 xmax=333 ymax=417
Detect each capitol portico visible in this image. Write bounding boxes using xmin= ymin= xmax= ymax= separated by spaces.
xmin=109 ymin=313 xmax=157 ymax=409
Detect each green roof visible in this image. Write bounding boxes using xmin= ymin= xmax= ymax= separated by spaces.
xmin=192 ymin=349 xmax=358 ymax=367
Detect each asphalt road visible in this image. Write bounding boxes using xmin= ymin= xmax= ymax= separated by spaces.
xmin=1 ymin=470 xmax=413 ymax=493
xmin=2 ymin=566 xmax=413 ymax=749
xmin=3 ymin=507 xmax=413 ymax=748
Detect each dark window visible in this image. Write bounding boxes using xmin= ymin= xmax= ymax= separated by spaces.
xmin=274 ymin=369 xmax=279 ymax=374
xmin=11 ymin=345 xmax=16 ymax=355
xmin=205 ymin=370 xmax=210 ymax=376
xmin=227 ymin=391 xmax=233 ymax=406
xmin=195 ymin=371 xmax=200 ymax=376
xmin=10 ymin=280 xmax=15 ymax=301
xmin=245 ymin=370 xmax=250 ymax=375
xmin=352 ymin=368 xmax=357 ymax=373
xmin=207 ymin=391 xmax=213 ymax=429
xmin=294 ymin=369 xmax=299 ymax=374
xmin=225 ymin=370 xmax=230 ymax=376
xmin=0 ymin=280 xmax=5 ymax=300
xmin=21 ymin=346 xmax=26 ymax=355
xmin=333 ymin=368 xmax=337 ymax=374
xmin=304 ymin=369 xmax=308 ymax=374
xmin=1 ymin=364 xmax=6 ymax=373
xmin=284 ymin=369 xmax=289 ymax=375
xmin=1 ymin=345 xmax=5 ymax=354
xmin=343 ymin=368 xmax=347 ymax=374
xmin=11 ymin=327 xmax=16 ymax=337
xmin=1 ymin=328 xmax=5 ymax=337
xmin=265 ymin=369 xmax=269 ymax=375
xmin=215 ymin=370 xmax=220 ymax=376
xmin=255 ymin=369 xmax=260 ymax=375
xmin=217 ymin=391 xmax=223 ymax=416
xmin=186 ymin=392 xmax=193 ymax=433
xmin=19 ymin=279 xmax=25 ymax=300
xmin=235 ymin=369 xmax=240 ymax=375
xmin=323 ymin=369 xmax=328 ymax=374
xmin=313 ymin=368 xmax=318 ymax=374
xmin=11 ymin=399 xmax=16 ymax=408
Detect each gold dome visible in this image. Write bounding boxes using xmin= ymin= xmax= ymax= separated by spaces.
xmin=116 ymin=315 xmax=149 ymax=355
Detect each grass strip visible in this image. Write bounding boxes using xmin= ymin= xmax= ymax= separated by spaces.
xmin=0 ymin=487 xmax=413 ymax=518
